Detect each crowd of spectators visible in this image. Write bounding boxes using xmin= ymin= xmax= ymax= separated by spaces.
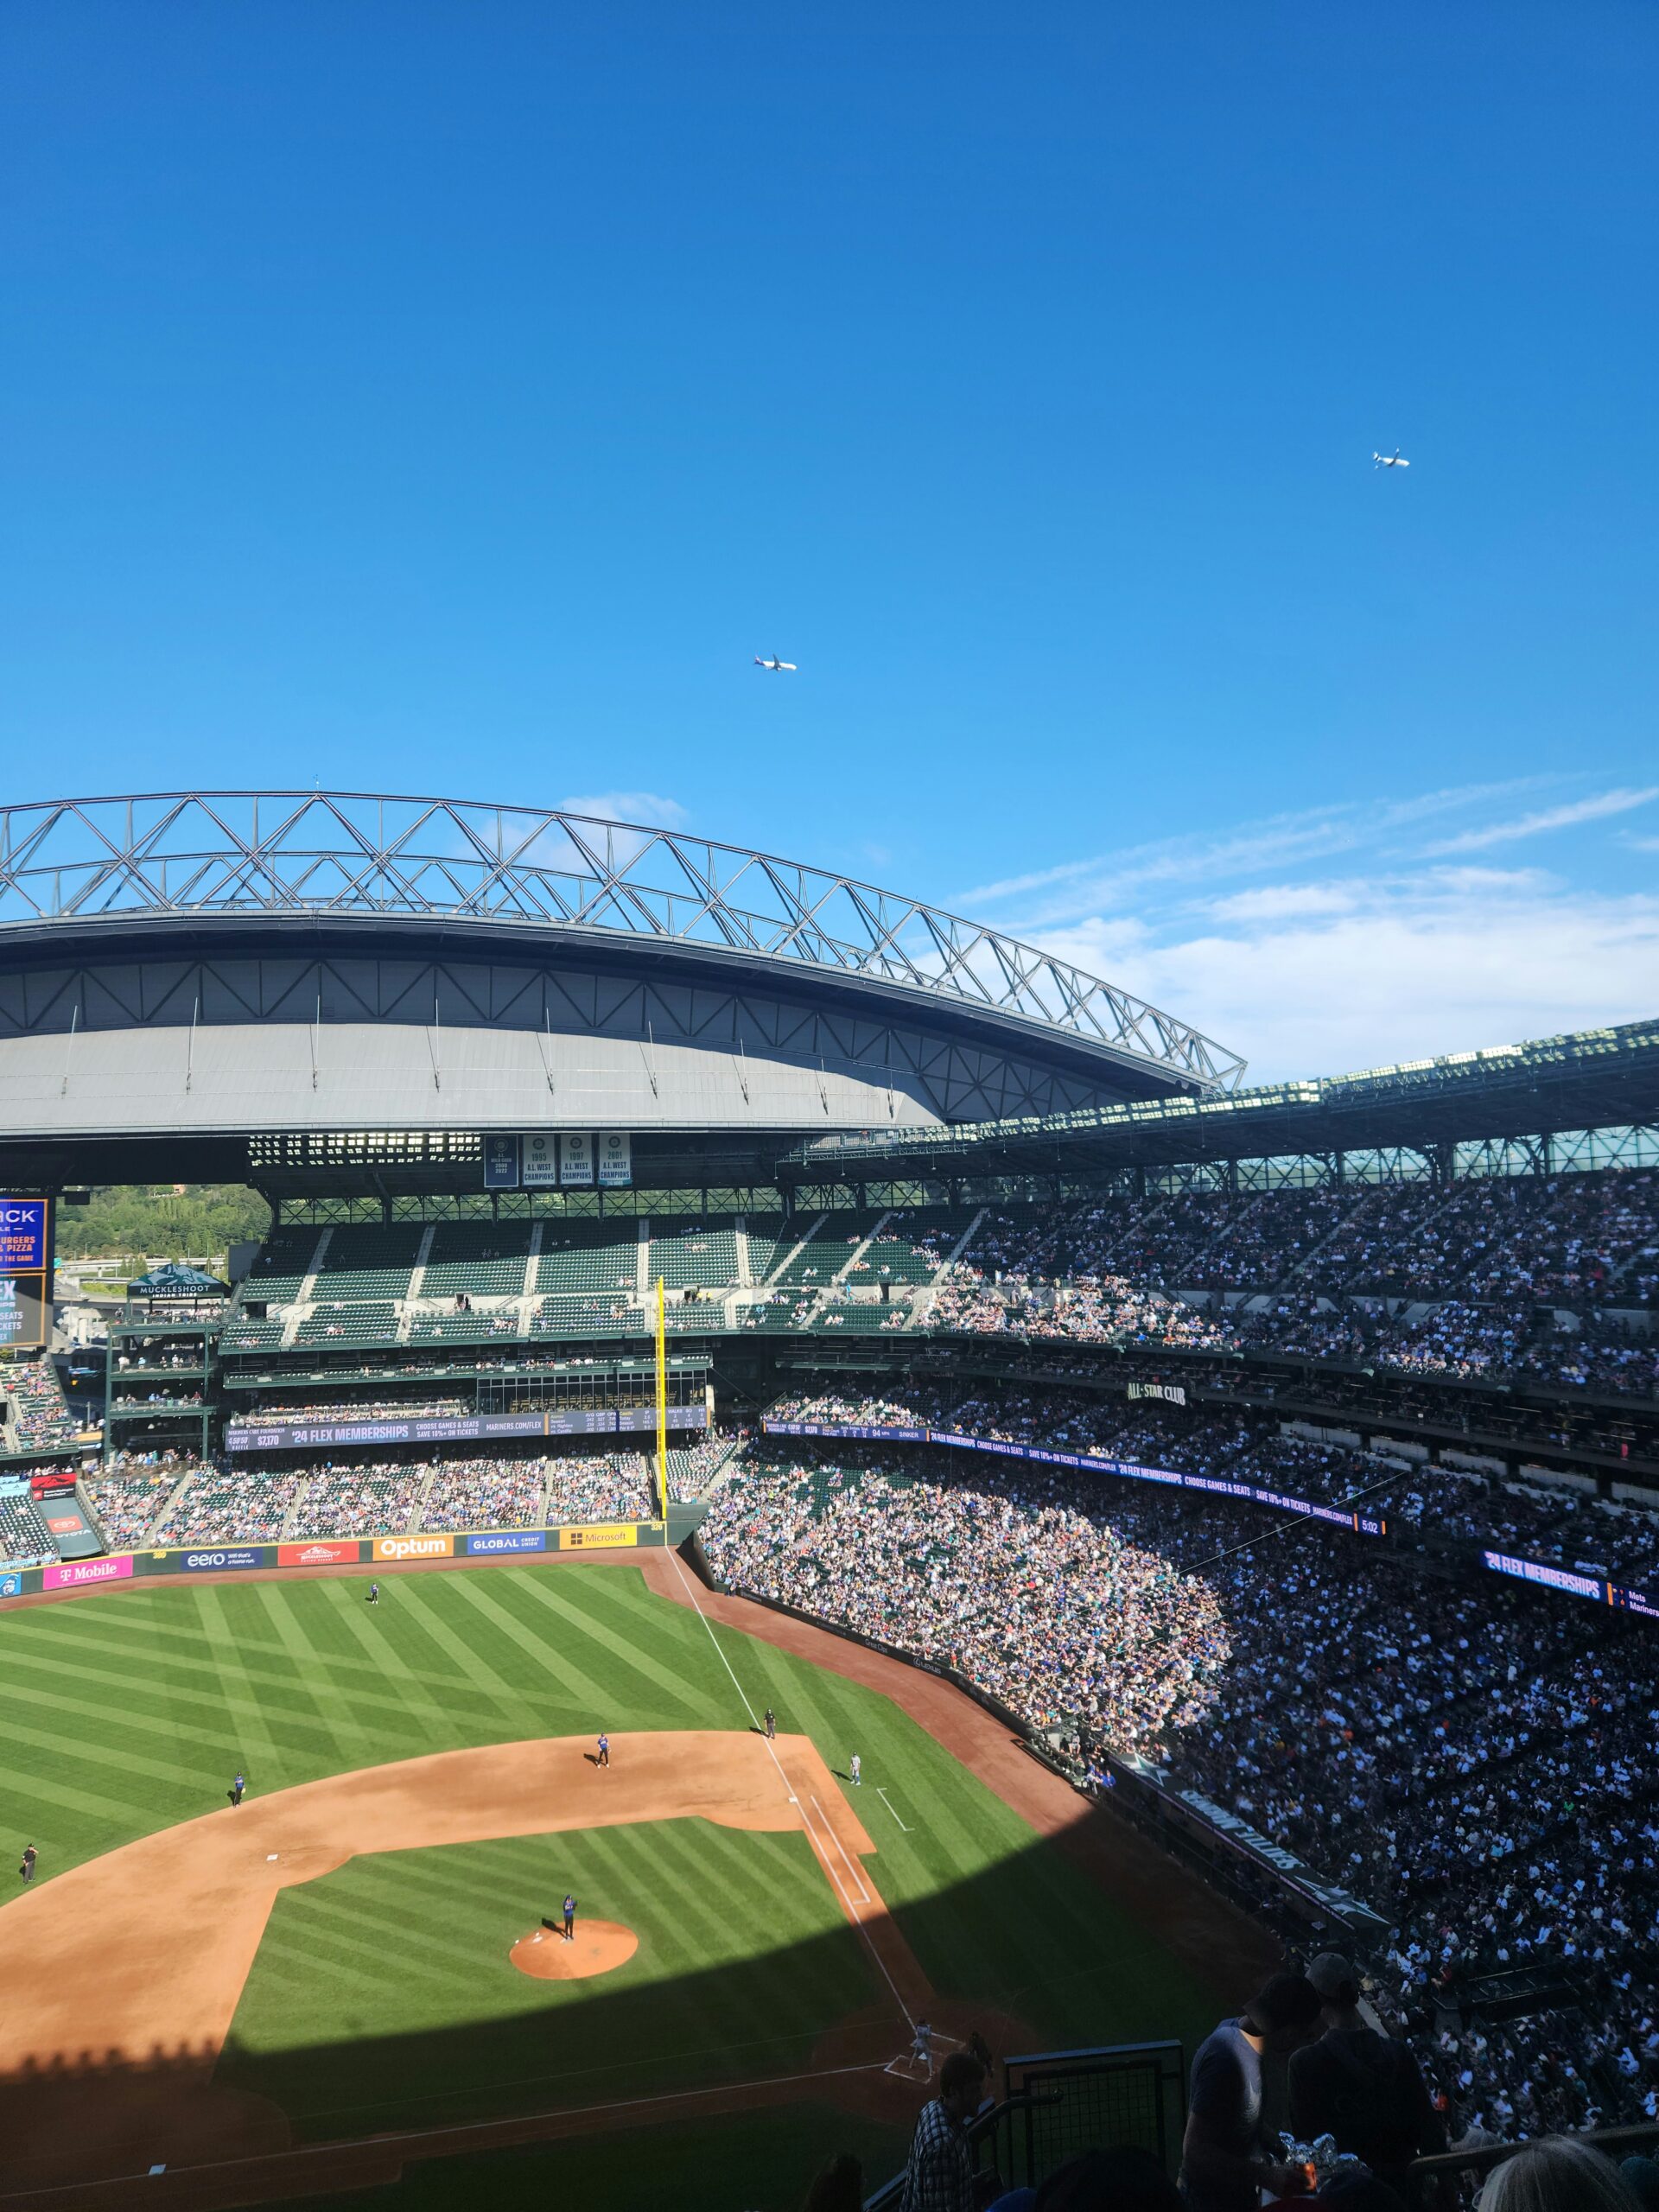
xmin=766 ymin=1380 xmax=1659 ymax=1590
xmin=3 ymin=1357 xmax=79 ymax=1450
xmin=0 ymin=1488 xmax=55 ymax=1565
xmin=421 ymin=1457 xmax=547 ymax=1529
xmin=914 ymin=1172 xmax=1658 ymax=1400
xmin=704 ymin=1426 xmax=1659 ymax=2150
xmin=152 ymin=1468 xmax=309 ymax=1543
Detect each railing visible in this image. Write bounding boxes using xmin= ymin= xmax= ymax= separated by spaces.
xmin=1409 ymin=2120 xmax=1659 ymax=2189
xmin=863 ymin=2044 xmax=1185 ymax=2209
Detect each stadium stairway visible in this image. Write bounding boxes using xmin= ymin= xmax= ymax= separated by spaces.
xmin=403 ymin=1224 xmax=437 ymax=1305
xmin=765 ymin=1212 xmax=828 ymax=1287
xmin=831 ymin=1209 xmax=892 ymax=1287
xmin=734 ymin=1218 xmax=753 ymax=1287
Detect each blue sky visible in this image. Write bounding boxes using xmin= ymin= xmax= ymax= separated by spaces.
xmin=3 ymin=2 xmax=1655 ymax=1080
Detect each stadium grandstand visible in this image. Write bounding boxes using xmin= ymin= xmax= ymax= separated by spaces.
xmin=3 ymin=792 xmax=1659 ymax=2200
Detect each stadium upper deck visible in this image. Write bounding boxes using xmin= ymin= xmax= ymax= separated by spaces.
xmin=0 ymin=790 xmax=1242 ymax=1192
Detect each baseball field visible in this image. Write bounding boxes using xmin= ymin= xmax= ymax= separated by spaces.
xmin=0 ymin=1549 xmax=1267 ymax=2212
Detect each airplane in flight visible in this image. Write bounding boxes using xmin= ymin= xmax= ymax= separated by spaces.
xmin=1373 ymin=448 xmax=1410 ymax=469
xmin=754 ymin=655 xmax=798 ymax=671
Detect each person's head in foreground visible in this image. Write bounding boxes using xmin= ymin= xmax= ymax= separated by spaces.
xmin=1478 ymin=2139 xmax=1643 ymax=2212
xmin=802 ymin=2152 xmax=863 ymax=2212
xmin=938 ymin=2051 xmax=987 ymax=2121
xmin=1246 ymin=1972 xmax=1325 ymax=2055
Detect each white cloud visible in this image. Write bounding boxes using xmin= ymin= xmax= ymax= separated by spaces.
xmin=1424 ymin=786 xmax=1659 ymax=855
xmin=953 ymin=781 xmax=1543 ymax=927
xmin=1042 ymin=871 xmax=1659 ymax=1083
xmin=556 ymin=791 xmax=690 ymax=830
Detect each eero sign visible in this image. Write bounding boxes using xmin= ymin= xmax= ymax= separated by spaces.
xmin=181 ymin=1548 xmax=264 ymax=1573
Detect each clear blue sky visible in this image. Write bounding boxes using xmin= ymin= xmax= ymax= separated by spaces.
xmin=3 ymin=2 xmax=1655 ymax=1077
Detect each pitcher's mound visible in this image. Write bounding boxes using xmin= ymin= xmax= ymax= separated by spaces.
xmin=510 ymin=1920 xmax=638 ymax=1980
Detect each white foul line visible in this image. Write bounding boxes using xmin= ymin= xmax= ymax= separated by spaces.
xmin=810 ymin=1794 xmax=871 ymax=1904
xmin=666 ymin=1547 xmax=913 ymax=2030
xmin=877 ymin=1787 xmax=912 ymax=1832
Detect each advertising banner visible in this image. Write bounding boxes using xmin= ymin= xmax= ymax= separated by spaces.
xmin=521 ymin=1132 xmax=558 ymax=1187
xmin=560 ymin=1522 xmax=639 ymax=1550
xmin=29 ymin=1473 xmax=78 ymax=1500
xmin=278 ymin=1539 xmax=362 ymax=1568
xmin=0 ymin=1198 xmax=48 ymax=1272
xmin=0 ymin=1273 xmax=48 ymax=1352
xmin=483 ymin=1134 xmax=520 ymax=1190
xmin=558 ymin=1132 xmax=594 ymax=1186
xmin=760 ymin=1421 xmax=1386 ymax=1535
xmin=229 ymin=1410 xmax=551 ymax=1452
xmin=466 ymin=1529 xmax=549 ymax=1555
xmin=0 ymin=1570 xmax=23 ymax=1599
xmin=372 ymin=1532 xmax=454 ymax=1562
xmin=597 ymin=1132 xmax=632 ymax=1187
xmin=44 ymin=1554 xmax=135 ymax=1591
xmin=178 ymin=1547 xmax=266 ymax=1573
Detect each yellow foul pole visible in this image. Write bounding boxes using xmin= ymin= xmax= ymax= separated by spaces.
xmin=655 ymin=1276 xmax=668 ymax=1523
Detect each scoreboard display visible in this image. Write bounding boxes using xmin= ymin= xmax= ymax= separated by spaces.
xmin=0 ymin=1198 xmax=52 ymax=1353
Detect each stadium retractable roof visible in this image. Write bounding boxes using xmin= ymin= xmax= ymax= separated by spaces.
xmin=0 ymin=792 xmax=1244 ymax=1171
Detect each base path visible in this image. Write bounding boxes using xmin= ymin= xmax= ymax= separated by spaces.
xmin=639 ymin=1552 xmax=1276 ymax=1999
xmin=0 ymin=1730 xmax=889 ymax=2195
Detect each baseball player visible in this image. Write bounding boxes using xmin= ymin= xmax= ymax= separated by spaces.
xmin=563 ymin=1891 xmax=577 ymax=1941
xmin=19 ymin=1844 xmax=36 ymax=1885
xmin=229 ymin=1772 xmax=246 ymax=1807
xmin=911 ymin=2018 xmax=935 ymax=2075
xmin=367 ymin=1581 xmax=379 ymax=1605
xmin=849 ymin=1752 xmax=861 ymax=1788
xmin=764 ymin=1707 xmax=776 ymax=1741
xmin=596 ymin=1732 xmax=610 ymax=1768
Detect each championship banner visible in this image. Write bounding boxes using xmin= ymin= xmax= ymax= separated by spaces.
xmin=597 ymin=1132 xmax=632 ymax=1187
xmin=559 ymin=1132 xmax=594 ymax=1186
xmin=483 ymin=1135 xmax=520 ymax=1190
xmin=560 ymin=1522 xmax=639 ymax=1550
xmin=522 ymin=1132 xmax=558 ymax=1187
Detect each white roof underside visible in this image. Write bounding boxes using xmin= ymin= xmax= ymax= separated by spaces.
xmin=0 ymin=1024 xmax=945 ymax=1137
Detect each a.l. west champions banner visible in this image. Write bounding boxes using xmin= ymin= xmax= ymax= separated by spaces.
xmin=522 ymin=1132 xmax=558 ymax=1187
xmin=597 ymin=1132 xmax=632 ymax=1187
xmin=558 ymin=1132 xmax=594 ymax=1186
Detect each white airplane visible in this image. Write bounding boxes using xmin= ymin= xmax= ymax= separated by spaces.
xmin=1373 ymin=448 xmax=1409 ymax=469
xmin=754 ymin=654 xmax=798 ymax=671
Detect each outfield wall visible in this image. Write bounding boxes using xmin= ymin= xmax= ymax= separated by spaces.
xmin=0 ymin=1516 xmax=678 ymax=1599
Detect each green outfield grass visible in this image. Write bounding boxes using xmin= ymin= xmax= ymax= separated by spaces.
xmin=1 ymin=1562 xmax=1224 ymax=2209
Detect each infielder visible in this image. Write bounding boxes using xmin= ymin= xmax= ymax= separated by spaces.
xmin=596 ymin=1732 xmax=610 ymax=1768
xmin=849 ymin=1752 xmax=861 ymax=1788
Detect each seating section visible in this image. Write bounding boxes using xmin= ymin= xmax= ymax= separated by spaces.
xmin=772 ymin=1212 xmax=868 ymax=1287
xmin=153 ymin=1471 xmax=307 ymax=1544
xmin=529 ymin=1296 xmax=638 ymax=1338
xmin=3 ymin=1356 xmax=79 ymax=1451
xmin=85 ymin=1468 xmax=180 ymax=1549
xmin=235 ymin=1228 xmax=319 ymax=1308
xmin=219 ymin=1318 xmax=287 ymax=1354
xmin=536 ymin=1226 xmax=640 ymax=1297
xmin=0 ymin=1484 xmax=54 ymax=1563
xmin=295 ymin=1302 xmax=402 ymax=1350
xmin=288 ymin=1465 xmax=425 ymax=1538
xmin=408 ymin=1312 xmax=521 ymax=1344
xmin=853 ymin=1208 xmax=969 ymax=1285
xmin=422 ymin=1223 xmax=531 ymax=1300
xmin=308 ymin=1225 xmax=424 ymax=1303
xmin=650 ymin=1224 xmax=740 ymax=1289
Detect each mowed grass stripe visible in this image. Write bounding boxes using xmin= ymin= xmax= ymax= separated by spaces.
xmin=435 ymin=1570 xmax=620 ymax=1716
xmin=251 ymin=1584 xmax=373 ymax=1768
xmin=495 ymin=1570 xmax=710 ymax=1717
xmin=381 ymin=1577 xmax=526 ymax=1707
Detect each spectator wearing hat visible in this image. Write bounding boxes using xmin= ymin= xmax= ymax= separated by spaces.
xmin=1288 ymin=1954 xmax=1446 ymax=2200
xmin=1180 ymin=1974 xmax=1324 ymax=2212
